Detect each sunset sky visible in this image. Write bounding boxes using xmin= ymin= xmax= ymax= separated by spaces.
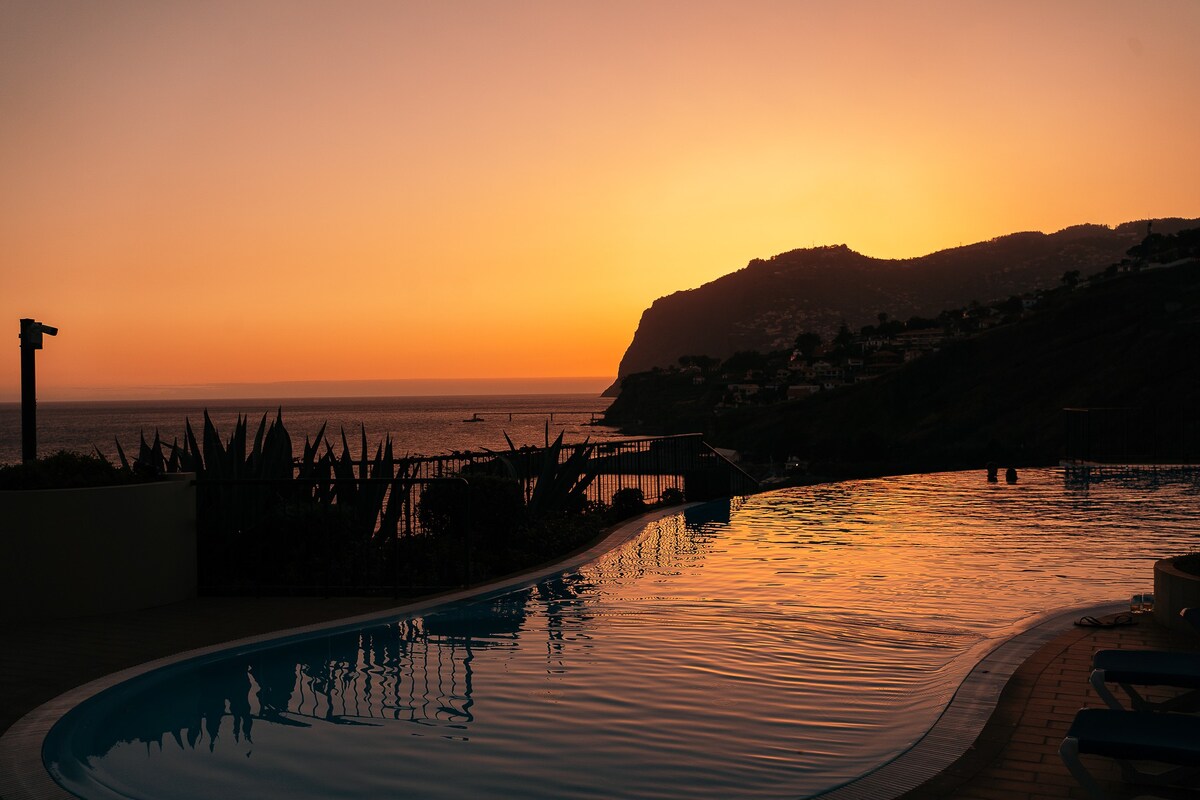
xmin=2 ymin=0 xmax=1198 ymax=401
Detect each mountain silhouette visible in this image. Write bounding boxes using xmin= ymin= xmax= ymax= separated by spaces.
xmin=607 ymin=218 xmax=1200 ymax=395
xmin=711 ymin=256 xmax=1200 ymax=472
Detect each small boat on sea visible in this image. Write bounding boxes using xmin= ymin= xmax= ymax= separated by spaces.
xmin=463 ymin=413 xmax=484 ymax=423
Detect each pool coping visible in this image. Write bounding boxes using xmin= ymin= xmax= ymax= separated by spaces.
xmin=0 ymin=503 xmax=1123 ymax=800
xmin=811 ymin=599 xmax=1127 ymax=800
xmin=0 ymin=505 xmax=687 ymax=800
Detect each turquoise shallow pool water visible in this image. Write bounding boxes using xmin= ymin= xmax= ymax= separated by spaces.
xmin=45 ymin=469 xmax=1200 ymax=799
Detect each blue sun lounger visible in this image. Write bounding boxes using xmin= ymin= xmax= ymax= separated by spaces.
xmin=1090 ymin=648 xmax=1200 ymax=712
xmin=1089 ymin=607 xmax=1200 ymax=711
xmin=1060 ymin=708 xmax=1200 ymax=800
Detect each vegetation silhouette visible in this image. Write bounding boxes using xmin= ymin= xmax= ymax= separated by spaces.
xmin=604 ymin=229 xmax=1200 ymax=478
xmin=0 ymin=450 xmax=141 ymax=489
xmin=105 ymin=414 xmax=721 ymax=595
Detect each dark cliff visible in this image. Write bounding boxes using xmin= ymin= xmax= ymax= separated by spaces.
xmin=607 ymin=218 xmax=1200 ymax=395
xmin=709 ymin=259 xmax=1200 ymax=474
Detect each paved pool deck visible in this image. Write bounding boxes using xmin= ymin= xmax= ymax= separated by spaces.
xmin=898 ymin=612 xmax=1199 ymax=800
xmin=3 ymin=599 xmax=1194 ymax=800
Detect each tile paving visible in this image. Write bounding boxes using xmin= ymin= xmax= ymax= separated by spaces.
xmin=900 ymin=613 xmax=1200 ymax=800
xmin=1 ymin=602 xmax=1196 ymax=800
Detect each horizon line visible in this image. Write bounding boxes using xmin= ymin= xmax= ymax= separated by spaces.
xmin=0 ymin=376 xmax=615 ymax=404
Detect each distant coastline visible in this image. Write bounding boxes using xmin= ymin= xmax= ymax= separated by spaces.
xmin=0 ymin=376 xmax=614 ymax=404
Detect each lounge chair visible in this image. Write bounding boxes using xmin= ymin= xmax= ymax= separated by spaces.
xmin=1060 ymin=707 xmax=1200 ymax=799
xmin=1089 ymin=607 xmax=1200 ymax=712
xmin=1090 ymin=649 xmax=1200 ymax=712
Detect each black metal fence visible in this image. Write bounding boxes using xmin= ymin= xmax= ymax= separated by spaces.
xmin=1063 ymin=407 xmax=1197 ymax=465
xmin=398 ymin=432 xmax=759 ymax=504
xmin=196 ymin=433 xmax=758 ymax=597
xmin=197 ymin=477 xmax=472 ymax=597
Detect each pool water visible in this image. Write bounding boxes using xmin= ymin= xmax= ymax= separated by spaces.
xmin=45 ymin=469 xmax=1200 ymax=799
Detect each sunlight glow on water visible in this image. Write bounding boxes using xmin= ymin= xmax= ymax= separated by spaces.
xmin=0 ymin=394 xmax=618 ymax=465
xmin=46 ymin=469 xmax=1200 ymax=799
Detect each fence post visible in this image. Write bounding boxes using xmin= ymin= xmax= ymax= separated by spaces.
xmin=393 ymin=478 xmax=402 ymax=599
xmin=463 ymin=478 xmax=472 ymax=587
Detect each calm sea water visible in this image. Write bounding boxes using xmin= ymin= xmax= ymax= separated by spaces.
xmin=46 ymin=469 xmax=1200 ymax=799
xmin=0 ymin=394 xmax=621 ymax=465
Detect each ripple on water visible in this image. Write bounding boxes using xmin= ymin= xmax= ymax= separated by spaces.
xmin=46 ymin=468 xmax=1200 ymax=800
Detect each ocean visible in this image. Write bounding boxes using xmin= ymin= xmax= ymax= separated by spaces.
xmin=0 ymin=394 xmax=621 ymax=466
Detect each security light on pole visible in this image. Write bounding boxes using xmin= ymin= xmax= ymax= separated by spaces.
xmin=19 ymin=318 xmax=58 ymax=463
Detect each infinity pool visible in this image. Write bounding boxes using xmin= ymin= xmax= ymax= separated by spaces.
xmin=45 ymin=469 xmax=1200 ymax=799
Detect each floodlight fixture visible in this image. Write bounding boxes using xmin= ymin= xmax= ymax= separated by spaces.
xmin=19 ymin=318 xmax=59 ymax=462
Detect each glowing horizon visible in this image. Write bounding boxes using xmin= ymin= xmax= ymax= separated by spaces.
xmin=3 ymin=1 xmax=1198 ymax=401
xmin=0 ymin=375 xmax=615 ymax=404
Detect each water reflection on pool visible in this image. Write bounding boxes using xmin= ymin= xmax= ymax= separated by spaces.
xmin=46 ymin=469 xmax=1200 ymax=799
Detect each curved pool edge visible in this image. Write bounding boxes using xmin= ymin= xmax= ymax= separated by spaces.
xmin=0 ymin=504 xmax=693 ymax=800
xmin=810 ymin=599 xmax=1127 ymax=800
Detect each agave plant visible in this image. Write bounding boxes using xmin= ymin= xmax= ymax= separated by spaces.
xmin=115 ymin=409 xmax=297 ymax=482
xmin=114 ymin=410 xmax=468 ymax=592
xmin=495 ymin=431 xmax=597 ymax=518
xmin=321 ymin=424 xmax=415 ymax=541
xmin=113 ymin=429 xmax=172 ymax=476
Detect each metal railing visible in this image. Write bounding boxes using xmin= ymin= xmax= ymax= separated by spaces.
xmin=1063 ymin=407 xmax=1196 ymax=466
xmin=401 ymin=432 xmax=759 ymax=504
xmin=195 ymin=433 xmax=759 ymax=596
xmin=197 ymin=477 xmax=471 ymax=597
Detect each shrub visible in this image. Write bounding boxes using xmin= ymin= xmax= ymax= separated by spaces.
xmin=418 ymin=471 xmax=523 ymax=541
xmin=659 ymin=487 xmax=685 ymax=505
xmin=0 ymin=450 xmax=140 ymax=490
xmin=1173 ymin=553 xmax=1200 ymax=577
xmin=610 ymin=487 xmax=646 ymax=520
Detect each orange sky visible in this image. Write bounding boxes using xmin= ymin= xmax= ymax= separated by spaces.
xmin=2 ymin=0 xmax=1198 ymax=401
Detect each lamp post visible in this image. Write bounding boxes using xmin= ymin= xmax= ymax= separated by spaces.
xmin=19 ymin=318 xmax=58 ymax=463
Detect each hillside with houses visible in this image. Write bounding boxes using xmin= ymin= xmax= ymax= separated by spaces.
xmin=603 ymin=226 xmax=1200 ymax=478
xmin=607 ymin=218 xmax=1200 ymax=395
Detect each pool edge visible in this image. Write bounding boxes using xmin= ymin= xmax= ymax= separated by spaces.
xmin=809 ymin=599 xmax=1127 ymax=800
xmin=0 ymin=504 xmax=691 ymax=800
xmin=0 ymin=505 xmax=1129 ymax=800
